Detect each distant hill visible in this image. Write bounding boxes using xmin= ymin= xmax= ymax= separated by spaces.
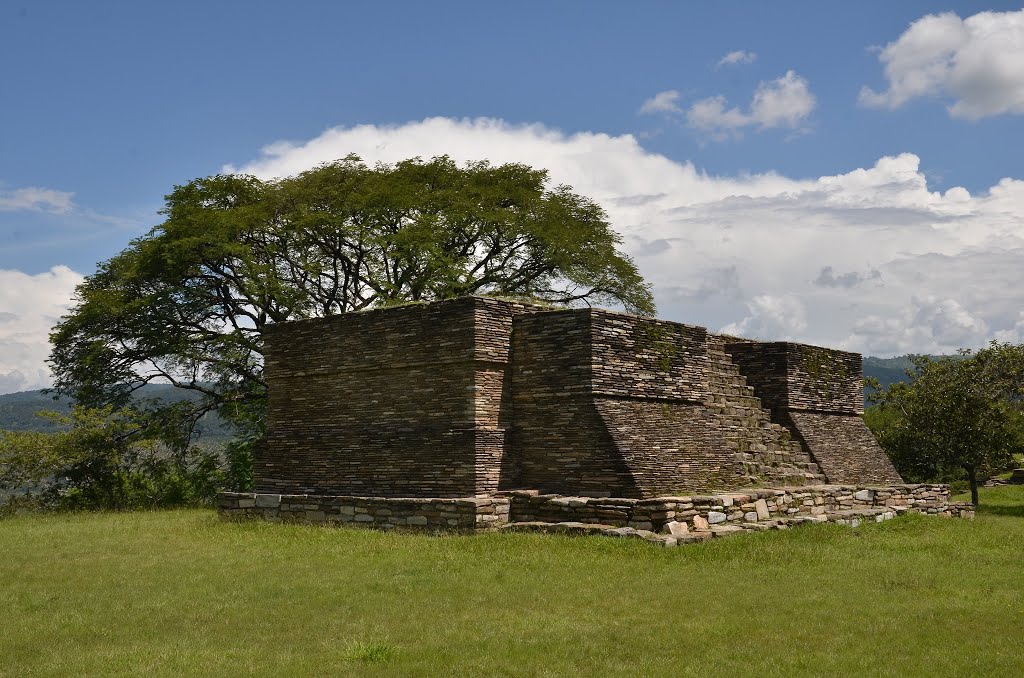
xmin=861 ymin=355 xmax=959 ymax=406
xmin=862 ymin=356 xmax=917 ymax=402
xmin=0 ymin=384 xmax=235 ymax=444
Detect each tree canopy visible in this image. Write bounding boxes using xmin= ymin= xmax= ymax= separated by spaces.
xmin=865 ymin=342 xmax=1024 ymax=504
xmin=49 ymin=155 xmax=653 ymax=447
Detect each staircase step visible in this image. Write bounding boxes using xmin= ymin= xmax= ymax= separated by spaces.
xmin=704 ymin=334 xmax=826 ymax=485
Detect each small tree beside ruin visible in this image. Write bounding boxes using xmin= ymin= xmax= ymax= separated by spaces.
xmin=867 ymin=342 xmax=1024 ymax=504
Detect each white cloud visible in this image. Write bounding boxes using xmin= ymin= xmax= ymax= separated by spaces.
xmin=222 ymin=117 xmax=1024 ymax=357
xmin=717 ymin=50 xmax=757 ymax=67
xmin=639 ymin=90 xmax=681 ymax=115
xmin=721 ymin=294 xmax=808 ymax=339
xmin=0 ymin=187 xmax=75 ymax=213
xmin=0 ymin=266 xmax=83 ymax=393
xmin=860 ymin=9 xmax=1024 ymax=119
xmin=852 ymin=298 xmax=990 ymax=356
xmin=995 ymin=312 xmax=1024 ymax=344
xmin=685 ymin=71 xmax=815 ymax=137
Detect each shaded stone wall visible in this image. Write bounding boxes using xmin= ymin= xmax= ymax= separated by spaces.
xmin=218 ymin=492 xmax=510 ymax=530
xmin=781 ymin=411 xmax=903 ymax=484
xmin=722 ymin=341 xmax=902 ymax=484
xmin=510 ymin=309 xmax=747 ymax=497
xmin=722 ymin=341 xmax=862 ymax=414
xmin=507 ymin=310 xmax=639 ymax=496
xmin=256 ymin=297 xmax=541 ymax=497
xmin=254 ymin=297 xmax=899 ymax=499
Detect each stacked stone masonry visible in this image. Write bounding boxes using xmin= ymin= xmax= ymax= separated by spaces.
xmin=723 ymin=341 xmax=902 ymax=484
xmin=256 ymin=297 xmax=879 ymax=500
xmin=219 ymin=484 xmax=973 ymax=546
xmin=225 ymin=296 xmax=968 ymax=543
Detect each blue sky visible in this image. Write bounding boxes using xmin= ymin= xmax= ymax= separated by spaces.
xmin=2 ymin=1 xmax=1024 ymax=392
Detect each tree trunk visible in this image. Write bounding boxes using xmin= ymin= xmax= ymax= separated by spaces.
xmin=966 ymin=464 xmax=979 ymax=506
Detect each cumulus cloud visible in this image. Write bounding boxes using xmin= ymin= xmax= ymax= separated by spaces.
xmin=852 ymin=297 xmax=991 ymax=356
xmin=995 ymin=312 xmax=1024 ymax=344
xmin=860 ymin=9 xmax=1024 ymax=119
xmin=717 ymin=50 xmax=757 ymax=67
xmin=685 ymin=71 xmax=816 ymax=137
xmin=721 ymin=294 xmax=808 ymax=339
xmin=0 ymin=266 xmax=83 ymax=393
xmin=639 ymin=90 xmax=681 ymax=114
xmin=0 ymin=187 xmax=75 ymax=213
xmin=224 ymin=116 xmax=1024 ymax=357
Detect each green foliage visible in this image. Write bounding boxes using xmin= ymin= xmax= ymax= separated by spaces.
xmin=0 ymin=428 xmax=64 ymax=510
xmin=48 ymin=155 xmax=653 ymax=461
xmin=0 ymin=407 xmax=230 ymax=512
xmin=221 ymin=436 xmax=255 ymax=493
xmin=636 ymin=322 xmax=685 ymax=372
xmin=866 ymin=341 xmax=1024 ymax=503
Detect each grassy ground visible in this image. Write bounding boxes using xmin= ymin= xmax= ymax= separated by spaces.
xmin=2 ymin=487 xmax=1023 ymax=677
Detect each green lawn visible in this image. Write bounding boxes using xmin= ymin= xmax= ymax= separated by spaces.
xmin=2 ymin=487 xmax=1024 ymax=677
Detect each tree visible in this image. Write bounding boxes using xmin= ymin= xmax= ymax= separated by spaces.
xmin=0 ymin=407 xmax=229 ymax=511
xmin=866 ymin=342 xmax=1024 ymax=505
xmin=49 ymin=155 xmax=654 ymax=453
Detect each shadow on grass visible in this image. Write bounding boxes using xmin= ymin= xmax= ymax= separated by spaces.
xmin=977 ymin=503 xmax=1024 ymax=518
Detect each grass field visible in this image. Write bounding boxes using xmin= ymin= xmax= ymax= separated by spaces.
xmin=2 ymin=487 xmax=1024 ymax=677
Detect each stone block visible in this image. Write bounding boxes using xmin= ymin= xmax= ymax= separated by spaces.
xmin=707 ymin=511 xmax=727 ymax=524
xmin=662 ymin=521 xmax=690 ymax=537
xmin=255 ymin=494 xmax=281 ymax=508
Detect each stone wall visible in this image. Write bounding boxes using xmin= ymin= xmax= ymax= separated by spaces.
xmin=509 ymin=309 xmax=747 ymax=497
xmin=256 ymin=297 xmax=541 ymax=497
xmin=780 ymin=411 xmax=903 ymax=484
xmin=218 ymin=492 xmax=510 ymax=530
xmin=722 ymin=341 xmax=862 ymax=414
xmin=507 ymin=484 xmax=972 ymax=533
xmin=219 ymin=485 xmax=973 ymax=545
xmin=254 ymin=296 xmax=902 ymax=500
xmin=722 ymin=340 xmax=902 ymax=485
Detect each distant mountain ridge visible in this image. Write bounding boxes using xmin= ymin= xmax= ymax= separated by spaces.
xmin=0 ymin=384 xmax=234 ymax=443
xmin=862 ymin=356 xmax=918 ymax=401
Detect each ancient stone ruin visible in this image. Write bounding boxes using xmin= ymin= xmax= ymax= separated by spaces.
xmin=218 ymin=296 xmax=972 ymax=545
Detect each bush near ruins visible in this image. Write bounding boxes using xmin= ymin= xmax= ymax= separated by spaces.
xmin=39 ymin=155 xmax=652 ymax=505
xmin=0 ymin=406 xmax=246 ymax=513
xmin=865 ymin=341 xmax=1024 ymax=504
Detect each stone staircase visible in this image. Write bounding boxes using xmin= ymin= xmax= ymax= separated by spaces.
xmin=704 ymin=335 xmax=826 ymax=486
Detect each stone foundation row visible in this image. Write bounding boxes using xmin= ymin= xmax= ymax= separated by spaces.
xmin=505 ymin=483 xmax=973 ymax=533
xmin=218 ymin=483 xmax=973 ymax=545
xmin=504 ymin=506 xmax=911 ymax=547
xmin=216 ymin=493 xmax=509 ymax=530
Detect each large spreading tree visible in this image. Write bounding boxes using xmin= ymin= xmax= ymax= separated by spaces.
xmin=49 ymin=155 xmax=654 ymax=446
